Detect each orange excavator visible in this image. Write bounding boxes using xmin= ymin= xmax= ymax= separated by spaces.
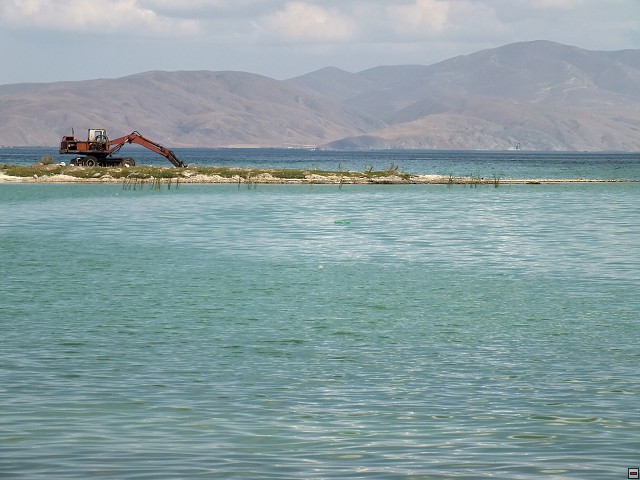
xmin=59 ymin=129 xmax=186 ymax=167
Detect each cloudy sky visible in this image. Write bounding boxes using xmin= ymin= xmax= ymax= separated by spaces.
xmin=1 ymin=0 xmax=639 ymax=85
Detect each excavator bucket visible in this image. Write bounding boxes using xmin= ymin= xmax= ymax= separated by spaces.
xmin=166 ymin=150 xmax=186 ymax=168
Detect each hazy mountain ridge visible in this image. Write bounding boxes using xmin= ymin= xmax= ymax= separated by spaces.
xmin=2 ymin=40 xmax=640 ymax=150
xmin=291 ymin=40 xmax=640 ymax=150
xmin=0 ymin=70 xmax=384 ymax=148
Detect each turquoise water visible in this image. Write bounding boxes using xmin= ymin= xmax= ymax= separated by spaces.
xmin=4 ymin=147 xmax=640 ymax=179
xmin=1 ymin=180 xmax=639 ymax=479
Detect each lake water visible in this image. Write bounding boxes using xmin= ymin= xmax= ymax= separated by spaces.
xmin=3 ymin=146 xmax=640 ymax=180
xmin=1 ymin=150 xmax=639 ymax=479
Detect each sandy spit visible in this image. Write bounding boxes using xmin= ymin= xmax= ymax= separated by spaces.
xmin=0 ymin=171 xmax=637 ymax=185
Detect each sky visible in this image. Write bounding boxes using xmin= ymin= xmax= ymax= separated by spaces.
xmin=1 ymin=0 xmax=639 ymax=85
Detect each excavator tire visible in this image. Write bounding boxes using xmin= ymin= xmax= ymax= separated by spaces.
xmin=84 ymin=156 xmax=97 ymax=167
xmin=121 ymin=158 xmax=135 ymax=167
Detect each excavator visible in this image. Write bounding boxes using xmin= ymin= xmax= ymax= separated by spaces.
xmin=59 ymin=129 xmax=186 ymax=167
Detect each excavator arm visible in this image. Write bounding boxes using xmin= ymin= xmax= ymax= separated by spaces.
xmin=107 ymin=131 xmax=186 ymax=167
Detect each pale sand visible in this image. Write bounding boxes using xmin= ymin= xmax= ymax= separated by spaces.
xmin=0 ymin=171 xmax=636 ymax=185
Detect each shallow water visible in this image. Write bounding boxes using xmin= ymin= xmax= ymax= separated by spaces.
xmin=1 ymin=174 xmax=639 ymax=478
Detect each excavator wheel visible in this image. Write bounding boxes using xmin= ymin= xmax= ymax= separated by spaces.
xmin=84 ymin=156 xmax=97 ymax=167
xmin=121 ymin=158 xmax=135 ymax=167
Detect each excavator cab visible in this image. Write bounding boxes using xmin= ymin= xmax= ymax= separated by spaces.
xmin=88 ymin=129 xmax=108 ymax=144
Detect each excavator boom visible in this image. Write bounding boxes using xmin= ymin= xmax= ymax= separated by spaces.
xmin=107 ymin=131 xmax=186 ymax=167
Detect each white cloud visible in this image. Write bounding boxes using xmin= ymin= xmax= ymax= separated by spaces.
xmin=387 ymin=0 xmax=450 ymax=36
xmin=1 ymin=0 xmax=640 ymax=84
xmin=257 ymin=2 xmax=356 ymax=42
xmin=143 ymin=0 xmax=215 ymax=8
xmin=532 ymin=0 xmax=584 ymax=9
xmin=142 ymin=0 xmax=267 ymax=9
xmin=381 ymin=0 xmax=506 ymax=42
xmin=0 ymin=0 xmax=200 ymax=35
xmin=139 ymin=0 xmax=274 ymax=17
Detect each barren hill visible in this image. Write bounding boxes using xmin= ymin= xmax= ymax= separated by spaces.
xmin=0 ymin=70 xmax=383 ymax=148
xmin=3 ymin=41 xmax=640 ymax=150
xmin=290 ymin=41 xmax=640 ymax=150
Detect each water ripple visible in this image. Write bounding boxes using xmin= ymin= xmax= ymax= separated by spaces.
xmin=1 ymin=181 xmax=639 ymax=479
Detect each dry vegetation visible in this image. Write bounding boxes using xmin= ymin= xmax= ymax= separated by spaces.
xmin=0 ymin=163 xmax=416 ymax=184
xmin=2 ymin=162 xmax=635 ymax=186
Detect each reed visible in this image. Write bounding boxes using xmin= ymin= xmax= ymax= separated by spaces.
xmin=245 ymin=171 xmax=256 ymax=189
xmin=492 ymin=173 xmax=502 ymax=188
xmin=447 ymin=174 xmax=455 ymax=188
xmin=122 ymin=175 xmax=179 ymax=191
xmin=469 ymin=174 xmax=482 ymax=188
xmin=122 ymin=176 xmax=143 ymax=190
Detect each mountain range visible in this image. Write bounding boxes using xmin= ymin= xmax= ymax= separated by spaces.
xmin=2 ymin=40 xmax=640 ymax=151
